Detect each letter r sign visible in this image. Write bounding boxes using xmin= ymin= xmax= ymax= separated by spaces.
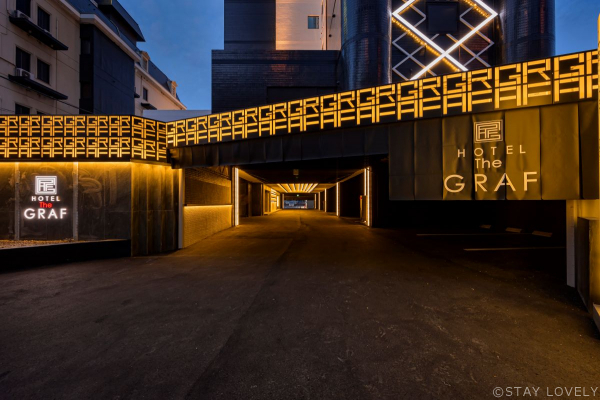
xmin=35 ymin=176 xmax=57 ymax=196
xmin=474 ymin=120 xmax=503 ymax=143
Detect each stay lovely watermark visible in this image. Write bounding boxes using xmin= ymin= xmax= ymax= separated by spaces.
xmin=493 ymin=386 xmax=599 ymax=398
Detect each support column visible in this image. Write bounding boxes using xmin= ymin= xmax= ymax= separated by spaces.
xmin=364 ymin=167 xmax=372 ymax=227
xmin=14 ymin=162 xmax=19 ymax=241
xmin=178 ymin=169 xmax=185 ymax=249
xmin=73 ymin=162 xmax=79 ymax=241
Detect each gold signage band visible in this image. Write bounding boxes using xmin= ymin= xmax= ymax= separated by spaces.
xmin=0 ymin=51 xmax=597 ymax=162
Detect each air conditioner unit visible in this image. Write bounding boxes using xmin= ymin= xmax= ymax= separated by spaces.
xmin=15 ymin=68 xmax=34 ymax=80
xmin=13 ymin=10 xmax=30 ymax=20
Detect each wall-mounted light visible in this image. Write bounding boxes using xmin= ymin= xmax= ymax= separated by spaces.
xmin=233 ymin=167 xmax=239 ymax=226
xmin=364 ymin=167 xmax=371 ymax=227
xmin=336 ymin=182 xmax=340 ymax=217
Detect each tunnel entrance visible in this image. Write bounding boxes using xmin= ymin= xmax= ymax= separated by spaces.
xmin=220 ymin=153 xmax=569 ymax=243
xmin=233 ymin=156 xmax=374 ymax=222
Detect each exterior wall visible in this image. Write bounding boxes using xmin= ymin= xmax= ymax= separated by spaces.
xmin=131 ymin=163 xmax=178 ymax=256
xmin=224 ymin=0 xmax=275 ymax=51
xmin=181 ymin=167 xmax=233 ymax=248
xmin=323 ymin=0 xmax=341 ymax=50
xmin=497 ymin=0 xmax=556 ymax=64
xmin=0 ymin=0 xmax=81 ymax=115
xmin=80 ymin=25 xmax=135 ymax=115
xmin=0 ymin=1 xmax=184 ymax=117
xmin=211 ymin=50 xmax=338 ymax=112
xmin=0 ymin=163 xmax=16 ymax=239
xmin=134 ymin=67 xmax=185 ymax=116
xmin=251 ymin=183 xmax=263 ymax=216
xmin=185 ymin=167 xmax=231 ymax=205
xmin=567 ymin=200 xmax=600 ymax=315
xmin=182 ymin=205 xmax=232 ymax=248
xmin=339 ymin=173 xmax=361 ymax=217
xmin=77 ymin=162 xmax=132 ymax=241
xmin=276 ymin=0 xmax=322 ymax=50
xmin=340 ymin=0 xmax=391 ymax=90
xmin=264 ymin=184 xmax=278 ymax=212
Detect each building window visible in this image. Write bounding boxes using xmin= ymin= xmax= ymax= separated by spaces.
xmin=16 ymin=0 xmax=31 ymax=16
xmin=143 ymin=87 xmax=148 ymax=101
xmin=38 ymin=7 xmax=50 ymax=31
xmin=15 ymin=104 xmax=30 ymax=115
xmin=16 ymin=47 xmax=31 ymax=72
xmin=308 ymin=16 xmax=319 ymax=29
xmin=142 ymin=58 xmax=149 ymax=71
xmin=37 ymin=59 xmax=50 ymax=83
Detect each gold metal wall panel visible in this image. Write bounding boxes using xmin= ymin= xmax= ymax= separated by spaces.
xmin=504 ymin=108 xmax=542 ymax=200
xmin=540 ymin=104 xmax=581 ymax=199
xmin=442 ymin=115 xmax=473 ymax=200
xmin=579 ymin=101 xmax=600 ymax=199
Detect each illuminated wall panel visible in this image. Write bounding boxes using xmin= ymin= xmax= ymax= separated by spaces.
xmin=0 ymin=162 xmax=134 ymax=241
xmin=0 ymin=116 xmax=167 ymax=163
xmin=167 ymin=51 xmax=599 ymax=148
xmin=0 ymin=51 xmax=597 ymax=164
xmin=183 ymin=205 xmax=233 ymax=247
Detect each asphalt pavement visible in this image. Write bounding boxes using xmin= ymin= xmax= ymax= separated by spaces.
xmin=0 ymin=210 xmax=598 ymax=400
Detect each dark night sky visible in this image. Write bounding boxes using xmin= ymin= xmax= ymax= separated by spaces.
xmin=119 ymin=0 xmax=600 ymax=111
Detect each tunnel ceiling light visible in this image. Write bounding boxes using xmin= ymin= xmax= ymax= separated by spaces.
xmin=392 ymin=0 xmax=498 ymax=80
xmin=277 ymin=183 xmax=319 ymax=193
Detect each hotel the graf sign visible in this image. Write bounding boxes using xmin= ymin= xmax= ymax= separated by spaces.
xmin=444 ymin=121 xmax=538 ymax=199
xmin=24 ymin=176 xmax=67 ymax=220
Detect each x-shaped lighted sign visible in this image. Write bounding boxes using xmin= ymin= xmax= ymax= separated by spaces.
xmin=392 ymin=0 xmax=498 ymax=80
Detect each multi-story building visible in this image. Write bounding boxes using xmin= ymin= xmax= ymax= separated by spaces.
xmin=136 ymin=51 xmax=185 ymax=116
xmin=213 ymin=0 xmax=555 ymax=112
xmin=0 ymin=0 xmax=184 ymax=116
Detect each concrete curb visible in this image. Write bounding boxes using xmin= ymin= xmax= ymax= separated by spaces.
xmin=0 ymin=240 xmax=131 ymax=272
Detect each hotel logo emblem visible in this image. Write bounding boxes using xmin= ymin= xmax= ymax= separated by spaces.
xmin=474 ymin=121 xmax=504 ymax=143
xmin=35 ymin=176 xmax=57 ymax=196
